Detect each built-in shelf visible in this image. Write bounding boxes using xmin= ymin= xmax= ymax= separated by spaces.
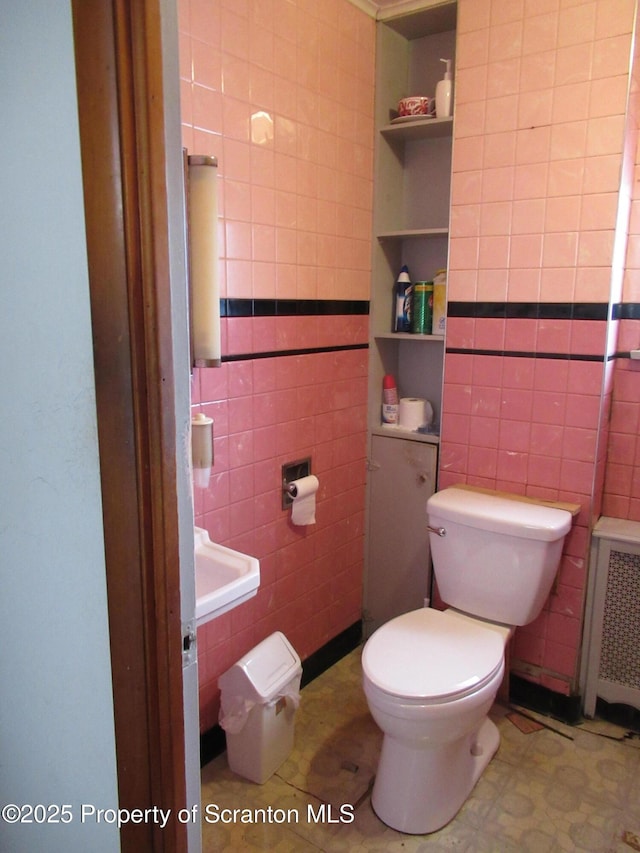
xmin=375 ymin=332 xmax=444 ymax=342
xmin=380 ymin=116 xmax=453 ymax=142
xmin=372 ymin=425 xmax=440 ymax=444
xmin=377 ymin=227 xmax=448 ymax=240
xmin=366 ymin=3 xmax=454 ymax=482
xmin=364 ymin=0 xmax=455 ymax=643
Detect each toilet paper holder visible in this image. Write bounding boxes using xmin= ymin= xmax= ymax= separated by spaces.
xmin=282 ymin=457 xmax=311 ymax=508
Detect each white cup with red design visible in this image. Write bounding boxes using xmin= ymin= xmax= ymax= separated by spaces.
xmin=397 ymin=96 xmax=435 ymax=117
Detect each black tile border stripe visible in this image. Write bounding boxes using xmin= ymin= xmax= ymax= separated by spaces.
xmin=221 ymin=298 xmax=370 ymax=318
xmin=448 ymin=301 xmax=640 ymax=320
xmin=220 ymin=299 xmax=640 ymax=320
xmin=220 ymin=298 xmax=640 ymax=321
xmin=614 ymin=303 xmax=640 ymax=320
xmin=221 ymin=343 xmax=369 ymax=363
xmin=445 ymin=347 xmax=616 ymax=362
xmin=510 ymin=673 xmax=582 ymax=725
xmin=447 ymin=301 xmax=610 ymax=320
xmin=216 ymin=299 xmax=640 ymax=362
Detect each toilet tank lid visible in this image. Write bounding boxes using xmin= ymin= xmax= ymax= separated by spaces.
xmin=427 ymin=487 xmax=572 ymax=541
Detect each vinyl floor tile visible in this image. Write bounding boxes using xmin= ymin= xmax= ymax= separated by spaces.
xmin=201 ymin=647 xmax=640 ymax=852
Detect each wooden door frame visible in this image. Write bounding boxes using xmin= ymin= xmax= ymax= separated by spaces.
xmin=72 ymin=2 xmax=187 ymax=851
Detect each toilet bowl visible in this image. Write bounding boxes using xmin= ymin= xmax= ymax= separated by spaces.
xmin=362 ymin=486 xmax=572 ymax=835
xmin=362 ymin=607 xmax=510 ymax=834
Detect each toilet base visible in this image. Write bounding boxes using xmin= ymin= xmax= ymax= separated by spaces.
xmin=371 ymin=716 xmax=500 ymax=835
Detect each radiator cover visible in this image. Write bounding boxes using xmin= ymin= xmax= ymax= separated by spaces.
xmin=582 ymin=518 xmax=640 ymax=716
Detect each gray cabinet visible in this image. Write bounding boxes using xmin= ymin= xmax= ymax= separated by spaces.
xmin=364 ymin=435 xmax=437 ymax=636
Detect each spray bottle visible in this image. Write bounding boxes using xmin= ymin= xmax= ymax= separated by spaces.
xmin=394 ymin=265 xmax=412 ymax=333
xmin=382 ymin=374 xmax=399 ymax=424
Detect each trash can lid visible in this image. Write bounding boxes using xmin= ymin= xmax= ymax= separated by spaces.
xmin=219 ymin=631 xmax=302 ymax=702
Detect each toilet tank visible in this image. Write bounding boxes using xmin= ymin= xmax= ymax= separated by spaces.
xmin=427 ymin=487 xmax=572 ymax=626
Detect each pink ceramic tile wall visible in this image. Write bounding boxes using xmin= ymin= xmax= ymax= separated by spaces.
xmin=602 ymin=25 xmax=640 ymax=522
xmin=180 ymin=0 xmax=640 ymax=721
xmin=602 ymin=350 xmax=640 ymax=520
xmin=179 ymin=0 xmax=375 ymax=731
xmin=443 ymin=0 xmax=637 ymax=694
xmin=192 ymin=346 xmax=368 ymax=731
xmin=179 ymin=0 xmax=374 ymax=303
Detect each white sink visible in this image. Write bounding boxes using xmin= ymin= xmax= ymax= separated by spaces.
xmin=194 ymin=527 xmax=260 ymax=626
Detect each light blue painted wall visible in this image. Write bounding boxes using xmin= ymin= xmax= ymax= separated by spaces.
xmin=0 ymin=3 xmax=120 ymax=851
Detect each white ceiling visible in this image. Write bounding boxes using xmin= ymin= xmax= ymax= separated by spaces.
xmin=348 ymin=0 xmax=456 ymax=39
xmin=349 ymin=0 xmax=455 ymax=26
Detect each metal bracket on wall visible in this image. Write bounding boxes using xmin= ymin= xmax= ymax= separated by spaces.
xmin=282 ymin=457 xmax=311 ymax=509
xmin=182 ymin=620 xmax=196 ymax=668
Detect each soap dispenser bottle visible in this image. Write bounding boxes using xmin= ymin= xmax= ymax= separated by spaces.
xmin=436 ymin=58 xmax=452 ymax=118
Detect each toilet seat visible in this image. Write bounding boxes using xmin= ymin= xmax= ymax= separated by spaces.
xmin=363 ymin=608 xmax=505 ymax=703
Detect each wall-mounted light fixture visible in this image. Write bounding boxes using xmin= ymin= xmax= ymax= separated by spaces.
xmin=187 ymin=154 xmax=220 ymax=368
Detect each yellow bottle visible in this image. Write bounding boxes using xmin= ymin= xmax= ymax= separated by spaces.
xmin=432 ymin=269 xmax=447 ymax=336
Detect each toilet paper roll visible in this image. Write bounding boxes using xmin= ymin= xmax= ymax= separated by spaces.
xmin=289 ymin=474 xmax=319 ymax=526
xmin=399 ymin=397 xmax=433 ymax=431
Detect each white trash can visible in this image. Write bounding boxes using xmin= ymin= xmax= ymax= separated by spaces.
xmin=218 ymin=631 xmax=302 ymax=783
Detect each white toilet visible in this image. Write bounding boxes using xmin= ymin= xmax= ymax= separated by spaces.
xmin=362 ymin=486 xmax=572 ymax=834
